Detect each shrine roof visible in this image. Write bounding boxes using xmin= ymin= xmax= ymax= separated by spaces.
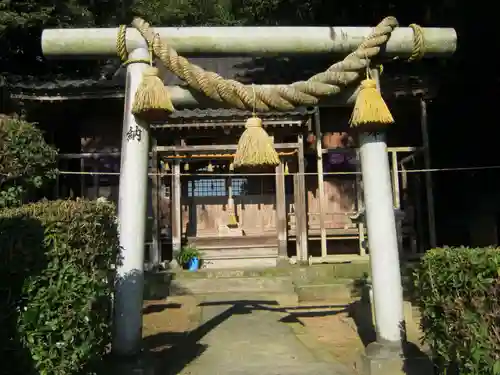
xmin=4 ymin=56 xmax=440 ymax=102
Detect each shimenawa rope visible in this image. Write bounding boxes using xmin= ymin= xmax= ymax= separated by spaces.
xmin=115 ymin=17 xmax=425 ymax=167
xmin=116 ymin=17 xmax=425 ymax=112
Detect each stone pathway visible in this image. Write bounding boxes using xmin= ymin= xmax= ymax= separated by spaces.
xmin=174 ymin=293 xmax=353 ymax=375
xmin=107 ymin=293 xmax=356 ymax=375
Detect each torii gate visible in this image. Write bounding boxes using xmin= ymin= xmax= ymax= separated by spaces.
xmin=42 ymin=17 xmax=456 ymax=369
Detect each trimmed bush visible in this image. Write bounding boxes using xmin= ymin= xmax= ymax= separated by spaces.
xmin=413 ymin=247 xmax=500 ymax=375
xmin=0 ymin=115 xmax=57 ymax=208
xmin=0 ymin=199 xmax=119 ymax=375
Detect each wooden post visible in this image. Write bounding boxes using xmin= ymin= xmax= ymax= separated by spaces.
xmin=391 ymin=150 xmax=401 ymax=209
xmin=391 ymin=150 xmax=403 ymax=254
xmin=55 ymin=169 xmax=60 ymax=199
xmin=80 ymin=157 xmax=85 ymax=197
xmin=355 ymin=149 xmax=366 ymax=256
xmin=275 ymin=162 xmax=287 ymax=260
xmin=171 ymin=143 xmax=182 ymax=267
xmin=297 ymin=133 xmax=308 ymax=262
xmin=93 ymin=165 xmax=99 ymax=198
xmin=150 ymin=137 xmax=161 ymax=268
xmin=314 ymin=110 xmax=327 ymax=259
xmin=401 ymin=164 xmax=417 ymax=254
xmin=420 ymin=97 xmax=437 ymax=248
xmin=293 ymin=174 xmax=302 ymax=260
xmin=414 ymin=174 xmax=425 ymax=253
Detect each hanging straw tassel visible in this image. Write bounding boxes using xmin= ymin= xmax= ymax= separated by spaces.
xmin=132 ymin=35 xmax=174 ymax=121
xmin=233 ymin=116 xmax=280 ymax=168
xmin=284 ymin=162 xmax=289 ymax=175
xmin=226 ymin=177 xmax=238 ymax=227
xmin=132 ymin=66 xmax=174 ymax=121
xmin=161 ymin=161 xmax=170 ymax=171
xmin=228 ymin=213 xmax=238 ymax=226
xmin=349 ymin=68 xmax=394 ymax=132
xmin=233 ymin=85 xmax=280 ymax=169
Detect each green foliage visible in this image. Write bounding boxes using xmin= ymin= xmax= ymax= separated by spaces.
xmin=0 ymin=0 xmax=460 ymax=83
xmin=0 ymin=199 xmax=119 ymax=375
xmin=413 ymin=247 xmax=500 ymax=375
xmin=0 ymin=0 xmax=103 ymax=78
xmin=0 ymin=115 xmax=57 ymax=208
xmin=177 ymin=245 xmax=201 ymax=266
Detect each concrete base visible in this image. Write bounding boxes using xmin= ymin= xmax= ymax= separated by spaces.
xmin=358 ymin=341 xmax=434 ymax=375
xmin=359 ymin=342 xmax=404 ymax=375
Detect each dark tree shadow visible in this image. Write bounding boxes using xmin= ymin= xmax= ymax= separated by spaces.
xmin=350 ymin=273 xmax=436 ymax=374
xmin=0 ymin=216 xmax=46 ymax=375
xmin=143 ymin=303 xmax=182 ymax=315
xmin=104 ymin=297 xmax=354 ymax=375
xmin=104 ymin=287 xmax=436 ymax=375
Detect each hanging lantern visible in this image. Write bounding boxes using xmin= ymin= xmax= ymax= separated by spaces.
xmin=207 ymin=161 xmax=214 ymax=172
xmin=184 ymin=162 xmax=189 ymax=171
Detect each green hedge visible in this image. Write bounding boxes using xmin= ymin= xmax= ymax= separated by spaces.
xmin=0 ymin=199 xmax=119 ymax=375
xmin=414 ymin=247 xmax=500 ymax=375
xmin=0 ymin=115 xmax=57 ymax=208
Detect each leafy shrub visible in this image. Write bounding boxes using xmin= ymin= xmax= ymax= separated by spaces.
xmin=177 ymin=245 xmax=201 ymax=267
xmin=0 ymin=199 xmax=119 ymax=375
xmin=413 ymin=247 xmax=500 ymax=375
xmin=0 ymin=115 xmax=57 ymax=208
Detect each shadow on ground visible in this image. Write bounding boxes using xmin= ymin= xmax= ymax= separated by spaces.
xmin=350 ymin=275 xmax=436 ymax=375
xmin=103 ymin=287 xmax=435 ymax=375
xmin=103 ymin=297 xmax=351 ymax=375
xmin=143 ymin=303 xmax=182 ymax=315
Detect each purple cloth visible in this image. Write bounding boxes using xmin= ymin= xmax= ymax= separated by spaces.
xmin=328 ymin=152 xmax=345 ymax=165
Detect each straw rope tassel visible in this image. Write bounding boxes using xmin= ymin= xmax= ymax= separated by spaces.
xmin=349 ymin=65 xmax=394 ymax=132
xmin=161 ymin=161 xmax=170 ymax=171
xmin=227 ymin=176 xmax=238 ymax=226
xmin=233 ymin=84 xmax=280 ymax=168
xmin=131 ymin=34 xmax=174 ymax=121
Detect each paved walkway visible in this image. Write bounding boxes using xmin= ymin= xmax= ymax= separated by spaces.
xmin=174 ymin=293 xmax=353 ymax=375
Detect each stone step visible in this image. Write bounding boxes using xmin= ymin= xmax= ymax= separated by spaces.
xmin=179 ymin=362 xmax=352 ymax=375
xmin=170 ymin=276 xmax=296 ymax=296
xmin=294 ymin=281 xmax=354 ymax=302
xmin=170 ymin=267 xmax=291 ymax=279
xmin=291 ymin=262 xmax=370 ymax=285
xmin=168 ymin=262 xmax=371 ymax=281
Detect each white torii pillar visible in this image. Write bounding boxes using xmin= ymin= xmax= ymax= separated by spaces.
xmin=360 ymin=71 xmax=405 ymax=346
xmin=113 ymin=46 xmax=150 ymax=356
